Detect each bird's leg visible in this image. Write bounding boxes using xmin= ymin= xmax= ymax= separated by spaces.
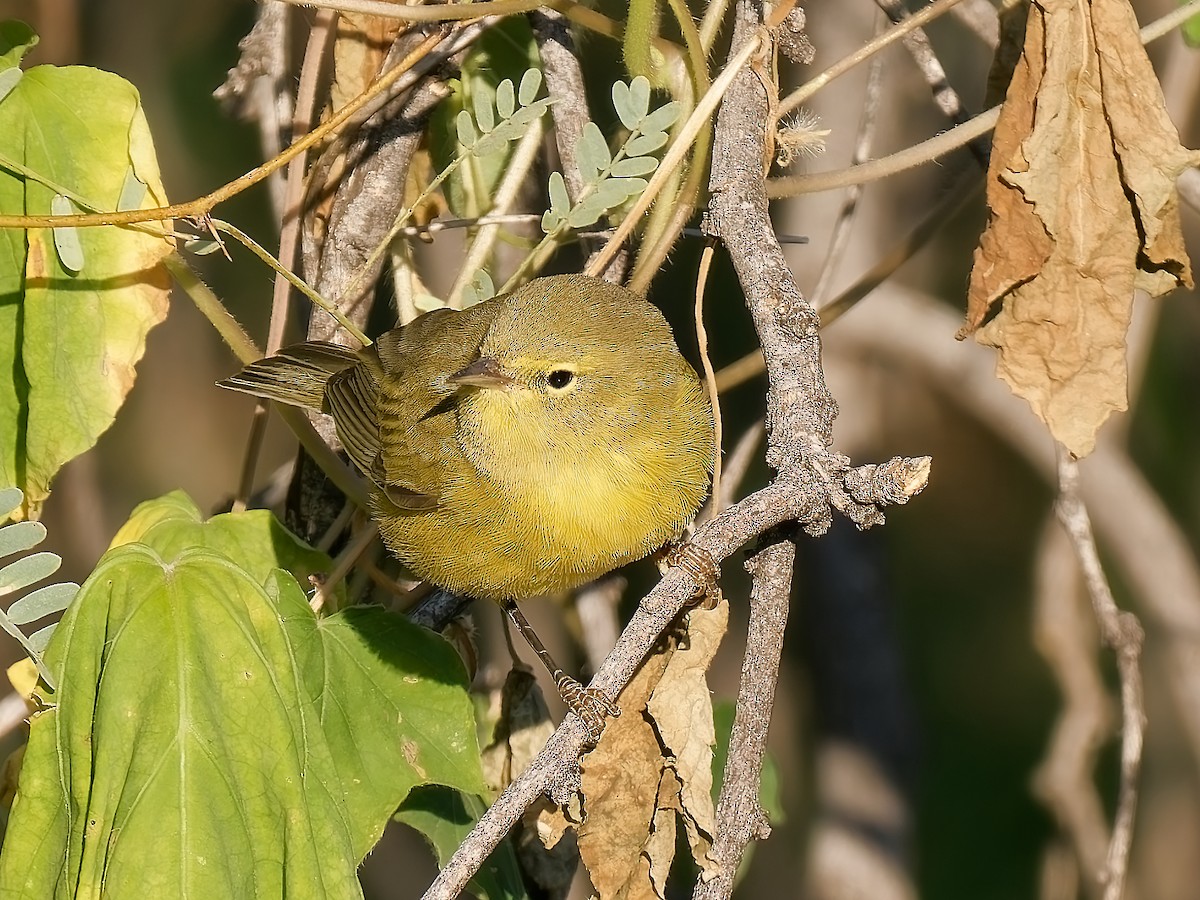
xmin=659 ymin=541 xmax=723 ymax=609
xmin=500 ymin=599 xmax=620 ymax=740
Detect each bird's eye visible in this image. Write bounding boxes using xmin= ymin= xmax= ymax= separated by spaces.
xmin=547 ymin=369 xmax=575 ymax=390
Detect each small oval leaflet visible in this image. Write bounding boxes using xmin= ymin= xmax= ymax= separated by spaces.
xmin=51 ymin=194 xmax=85 ymax=273
xmin=518 ymin=68 xmax=542 ymax=106
xmin=472 ymin=88 xmax=495 ymax=134
xmin=0 ymin=67 xmax=22 ymax=104
xmin=6 ymin=581 xmax=78 ymax=626
xmin=639 ymin=101 xmax=682 ymax=136
xmin=577 ymin=122 xmax=612 ymax=185
xmin=495 ymin=79 xmax=516 ymax=120
xmin=609 ymin=156 xmax=658 ymax=178
xmin=625 ymin=131 xmax=669 ymax=157
xmin=628 ymin=76 xmax=651 ymax=124
xmin=0 ymin=487 xmax=21 ymax=516
xmin=0 ymin=521 xmax=48 ymax=558
xmin=117 ymin=167 xmax=148 ymax=211
xmin=0 ymin=551 xmax=61 ymax=596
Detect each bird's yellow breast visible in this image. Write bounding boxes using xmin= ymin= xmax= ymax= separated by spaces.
xmin=375 ymin=377 xmax=712 ymax=600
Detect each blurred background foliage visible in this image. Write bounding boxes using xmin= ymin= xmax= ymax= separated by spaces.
xmin=3 ymin=1 xmax=1200 ymax=899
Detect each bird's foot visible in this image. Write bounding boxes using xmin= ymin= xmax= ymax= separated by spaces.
xmin=664 ymin=542 xmax=722 ymax=609
xmin=555 ymin=673 xmax=620 ymax=742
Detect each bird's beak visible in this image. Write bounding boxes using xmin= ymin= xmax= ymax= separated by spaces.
xmin=448 ymin=357 xmax=518 ymax=390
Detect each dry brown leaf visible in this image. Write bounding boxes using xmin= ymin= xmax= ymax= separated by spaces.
xmin=645 ymin=769 xmax=683 ymax=896
xmin=963 ymin=0 xmax=1199 ymax=457
xmin=645 ymin=603 xmax=728 ymax=882
xmin=1092 ymin=0 xmax=1196 ymax=291
xmin=965 ymin=4 xmax=1050 ymax=319
xmin=575 ymin=603 xmax=728 ymax=899
xmin=578 ymin=645 xmax=673 ymax=900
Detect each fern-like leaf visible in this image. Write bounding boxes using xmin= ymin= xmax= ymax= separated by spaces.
xmin=540 ymin=76 xmax=681 ymax=234
xmin=0 ymin=487 xmax=79 ymax=689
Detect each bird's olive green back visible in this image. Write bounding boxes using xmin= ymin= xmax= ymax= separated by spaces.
xmin=370 ymin=304 xmax=496 ymax=509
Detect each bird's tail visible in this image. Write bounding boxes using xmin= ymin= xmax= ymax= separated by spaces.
xmin=218 ymin=342 xmax=362 ymax=411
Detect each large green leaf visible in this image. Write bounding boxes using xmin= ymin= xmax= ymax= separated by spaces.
xmin=0 ymin=494 xmax=486 ymax=899
xmin=0 ymin=31 xmax=171 ymax=521
xmin=396 ymin=786 xmax=527 ymax=900
xmin=109 ymin=490 xmax=341 ymax=604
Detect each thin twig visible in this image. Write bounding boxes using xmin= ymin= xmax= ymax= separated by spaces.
xmin=231 ymin=9 xmax=337 ymax=513
xmin=873 ymin=0 xmax=989 ymax=166
xmin=694 ymin=538 xmax=795 ymax=900
xmin=768 ymin=106 xmax=999 ymax=198
xmin=810 ymin=31 xmax=885 ymax=307
xmin=1031 ymin=518 xmax=1111 ymax=899
xmin=1054 ymin=454 xmax=1145 ymax=900
xmin=695 ymin=242 xmax=722 ymax=507
xmin=0 ymin=28 xmax=452 ymax=230
xmin=270 ymin=9 xmax=336 ymax=355
xmin=775 ymin=0 xmax=969 ymax=120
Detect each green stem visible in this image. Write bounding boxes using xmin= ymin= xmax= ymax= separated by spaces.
xmin=629 ymin=0 xmax=711 ymax=291
xmin=210 ymin=220 xmax=372 ymax=347
xmin=167 ymin=255 xmax=370 ymax=509
xmin=624 ymin=0 xmax=663 ymax=80
xmin=165 ymin=255 xmax=261 ymax=364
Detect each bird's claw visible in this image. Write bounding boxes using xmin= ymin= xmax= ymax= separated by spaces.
xmin=555 ymin=674 xmax=620 ymax=741
xmin=665 ymin=542 xmax=722 ymax=609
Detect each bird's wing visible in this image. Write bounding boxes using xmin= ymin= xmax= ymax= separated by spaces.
xmin=324 ymin=361 xmax=383 ymax=480
xmin=218 ymin=341 xmax=361 ymax=410
xmin=372 ymin=305 xmax=495 ymax=510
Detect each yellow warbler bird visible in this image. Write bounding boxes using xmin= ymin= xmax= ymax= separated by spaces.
xmin=221 ymin=274 xmax=715 ymax=727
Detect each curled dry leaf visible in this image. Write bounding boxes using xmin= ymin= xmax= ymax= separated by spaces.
xmin=645 ymin=603 xmax=726 ymax=882
xmin=577 ymin=644 xmax=671 ymax=900
xmin=576 ymin=603 xmax=727 ymax=899
xmin=962 ymin=0 xmax=1200 ymax=457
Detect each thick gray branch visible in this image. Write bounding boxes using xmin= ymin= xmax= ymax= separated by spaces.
xmin=693 ymin=537 xmax=795 ymax=900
